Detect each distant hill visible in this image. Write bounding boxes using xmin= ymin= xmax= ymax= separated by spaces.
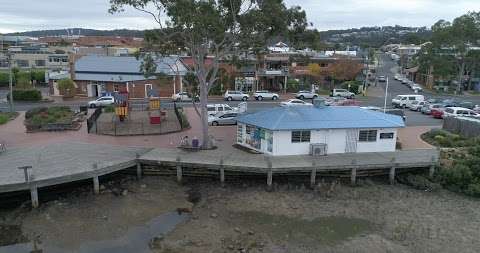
xmin=5 ymin=26 xmax=432 ymax=48
xmin=5 ymin=28 xmax=144 ymax=37
xmin=319 ymin=26 xmax=432 ymax=48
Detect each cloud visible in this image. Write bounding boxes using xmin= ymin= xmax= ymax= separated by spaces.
xmin=0 ymin=0 xmax=479 ymax=33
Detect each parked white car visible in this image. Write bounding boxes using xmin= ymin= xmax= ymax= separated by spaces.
xmin=474 ymin=105 xmax=480 ymax=113
xmin=331 ymin=89 xmax=355 ymax=99
xmin=253 ymin=90 xmax=279 ymax=101
xmin=88 ymin=96 xmax=115 ymax=108
xmin=394 ymin=74 xmax=403 ymax=81
xmin=280 ymin=99 xmax=313 ymax=107
xmin=224 ymin=90 xmax=249 ymax=101
xmin=411 ymin=84 xmax=423 ymax=92
xmin=392 ymin=95 xmax=425 ymax=108
xmin=443 ymin=107 xmax=480 ymax=118
xmin=172 ymin=92 xmax=198 ymax=102
xmin=208 ymin=112 xmax=239 ymax=126
xmin=207 ymin=104 xmax=235 ymax=116
xmin=295 ymin=90 xmax=318 ymax=99
xmin=408 ymin=100 xmax=427 ymax=111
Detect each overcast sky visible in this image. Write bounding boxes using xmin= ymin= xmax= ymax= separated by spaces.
xmin=1 ymin=0 xmax=479 ymax=34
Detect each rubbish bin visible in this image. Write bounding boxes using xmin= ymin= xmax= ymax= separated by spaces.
xmin=192 ymin=138 xmax=199 ymax=148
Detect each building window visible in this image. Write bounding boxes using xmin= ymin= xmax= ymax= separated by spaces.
xmin=237 ymin=124 xmax=243 ymax=143
xmin=291 ymin=130 xmax=310 ymax=143
xmin=35 ymin=60 xmax=46 ymax=67
xmin=15 ymin=60 xmax=29 ymax=67
xmin=359 ymin=130 xmax=377 ymax=142
xmin=380 ymin=132 xmax=394 ymax=139
xmin=246 ymin=125 xmax=254 ymax=135
xmin=113 ymin=85 xmax=119 ymax=92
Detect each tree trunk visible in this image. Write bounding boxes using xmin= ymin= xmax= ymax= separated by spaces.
xmin=199 ymin=79 xmax=210 ymax=149
xmin=457 ymin=61 xmax=465 ymax=93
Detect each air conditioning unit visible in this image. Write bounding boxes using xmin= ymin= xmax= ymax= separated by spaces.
xmin=310 ymin=143 xmax=327 ymax=156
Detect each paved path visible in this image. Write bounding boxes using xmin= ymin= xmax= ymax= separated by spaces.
xmin=398 ymin=126 xmax=436 ymax=150
xmin=0 ymin=108 xmax=236 ymax=151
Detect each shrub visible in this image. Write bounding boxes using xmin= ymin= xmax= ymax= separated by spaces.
xmin=0 ymin=114 xmax=8 ymax=124
xmin=57 ymin=78 xmax=76 ymax=97
xmin=342 ymin=81 xmax=361 ymax=94
xmin=0 ymin=72 xmax=9 ymax=87
xmin=31 ymin=70 xmax=45 ymax=84
xmin=9 ymin=89 xmax=42 ymax=101
xmin=104 ymin=105 xmax=115 ymax=113
xmin=466 ymin=182 xmax=480 ymax=197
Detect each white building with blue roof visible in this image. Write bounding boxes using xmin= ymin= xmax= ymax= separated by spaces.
xmin=236 ymin=102 xmax=405 ymax=156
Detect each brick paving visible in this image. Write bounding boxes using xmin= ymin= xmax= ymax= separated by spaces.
xmin=397 ymin=126 xmax=436 ymax=150
xmin=0 ymin=108 xmax=236 ymax=150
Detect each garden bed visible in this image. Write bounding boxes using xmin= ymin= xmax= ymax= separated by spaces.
xmin=0 ymin=112 xmax=19 ymax=125
xmin=24 ymin=106 xmax=83 ymax=132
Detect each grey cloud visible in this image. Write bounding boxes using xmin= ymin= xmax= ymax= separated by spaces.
xmin=1 ymin=0 xmax=480 ymax=33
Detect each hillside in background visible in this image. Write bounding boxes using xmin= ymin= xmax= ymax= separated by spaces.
xmin=5 ymin=28 xmax=144 ymax=37
xmin=5 ymin=25 xmax=432 ymax=49
xmin=319 ymin=25 xmax=432 ymax=48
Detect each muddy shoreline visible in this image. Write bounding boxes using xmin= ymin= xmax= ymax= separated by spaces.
xmin=1 ymin=176 xmax=480 ymax=253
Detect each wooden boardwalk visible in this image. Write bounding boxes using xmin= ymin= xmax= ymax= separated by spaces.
xmin=0 ymin=142 xmax=148 ymax=193
xmin=0 ymin=142 xmax=439 ymax=207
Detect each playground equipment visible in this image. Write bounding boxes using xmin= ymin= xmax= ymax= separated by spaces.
xmin=148 ymin=97 xmax=167 ymax=124
xmin=113 ymin=90 xmax=129 ymax=122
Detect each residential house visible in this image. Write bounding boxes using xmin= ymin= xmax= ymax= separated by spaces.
xmin=236 ymin=101 xmax=404 ymax=156
xmin=49 ymin=55 xmax=188 ymax=98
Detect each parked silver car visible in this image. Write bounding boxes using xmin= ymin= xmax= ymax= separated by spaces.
xmin=253 ymin=90 xmax=279 ymax=101
xmin=295 ymin=90 xmax=318 ymax=99
xmin=208 ymin=112 xmax=239 ymax=126
xmin=224 ymin=90 xmax=249 ymax=101
xmin=88 ymin=96 xmax=115 ymax=108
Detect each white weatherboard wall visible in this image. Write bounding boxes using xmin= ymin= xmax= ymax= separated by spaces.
xmin=356 ymin=128 xmax=398 ymax=153
xmin=236 ymin=124 xmax=399 ymax=156
xmin=272 ymin=128 xmax=398 ymax=156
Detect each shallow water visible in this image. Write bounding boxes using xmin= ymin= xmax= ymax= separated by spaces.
xmin=235 ymin=211 xmax=373 ymax=246
xmin=0 ymin=212 xmax=188 ymax=253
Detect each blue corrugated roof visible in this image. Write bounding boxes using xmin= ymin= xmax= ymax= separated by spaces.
xmin=236 ymin=106 xmax=405 ymax=130
xmin=75 ymin=55 xmax=188 ymax=76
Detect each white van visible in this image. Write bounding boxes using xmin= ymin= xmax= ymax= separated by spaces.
xmin=392 ymin=95 xmax=425 ymax=108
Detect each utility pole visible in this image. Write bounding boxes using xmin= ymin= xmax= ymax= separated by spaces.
xmin=8 ymin=52 xmax=14 ymax=113
xmin=383 ymin=77 xmax=389 ymax=113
